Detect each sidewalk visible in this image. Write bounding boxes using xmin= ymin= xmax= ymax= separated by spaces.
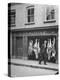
xmin=8 ymin=59 xmax=59 ymax=71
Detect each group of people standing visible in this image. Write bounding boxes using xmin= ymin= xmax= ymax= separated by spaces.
xmin=28 ymin=37 xmax=56 ymax=65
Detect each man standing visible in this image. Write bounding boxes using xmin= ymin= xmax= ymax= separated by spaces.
xmin=39 ymin=40 xmax=47 ymax=65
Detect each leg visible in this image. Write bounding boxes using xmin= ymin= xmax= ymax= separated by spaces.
xmin=44 ymin=54 xmax=47 ymax=65
xmin=39 ymin=54 xmax=42 ymax=64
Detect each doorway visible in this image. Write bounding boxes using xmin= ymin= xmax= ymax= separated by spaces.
xmin=16 ymin=37 xmax=23 ymax=59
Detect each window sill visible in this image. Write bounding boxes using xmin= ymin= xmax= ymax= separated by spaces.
xmin=11 ymin=24 xmax=16 ymax=27
xmin=25 ymin=22 xmax=35 ymax=25
xmin=44 ymin=20 xmax=56 ymax=23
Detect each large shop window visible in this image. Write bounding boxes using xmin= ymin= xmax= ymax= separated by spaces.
xmin=27 ymin=6 xmax=34 ymax=23
xmin=28 ymin=36 xmax=57 ymax=63
xmin=8 ymin=9 xmax=16 ymax=27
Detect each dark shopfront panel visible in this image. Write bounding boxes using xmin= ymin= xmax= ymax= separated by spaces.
xmin=12 ymin=34 xmax=28 ymax=59
xmin=11 ymin=26 xmax=58 ymax=63
xmin=16 ymin=37 xmax=23 ymax=58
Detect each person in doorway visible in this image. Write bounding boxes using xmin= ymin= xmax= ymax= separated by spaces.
xmin=39 ymin=40 xmax=47 ymax=65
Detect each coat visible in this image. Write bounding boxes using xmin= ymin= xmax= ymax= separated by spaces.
xmin=38 ymin=44 xmax=47 ymax=60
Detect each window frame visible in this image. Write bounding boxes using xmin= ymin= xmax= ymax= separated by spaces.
xmin=26 ymin=5 xmax=35 ymax=24
xmin=44 ymin=7 xmax=56 ymax=23
xmin=9 ymin=9 xmax=16 ymax=27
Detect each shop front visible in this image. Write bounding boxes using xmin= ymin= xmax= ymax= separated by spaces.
xmin=11 ymin=25 xmax=58 ymax=63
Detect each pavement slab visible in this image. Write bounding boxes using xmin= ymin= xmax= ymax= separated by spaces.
xmin=8 ymin=59 xmax=59 ymax=71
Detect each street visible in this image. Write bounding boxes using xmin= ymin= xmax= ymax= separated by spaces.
xmin=10 ymin=64 xmax=57 ymax=77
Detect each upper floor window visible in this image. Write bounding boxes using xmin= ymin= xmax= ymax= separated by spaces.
xmin=46 ymin=8 xmax=55 ymax=21
xmin=44 ymin=8 xmax=56 ymax=23
xmin=27 ymin=6 xmax=34 ymax=23
xmin=8 ymin=9 xmax=16 ymax=27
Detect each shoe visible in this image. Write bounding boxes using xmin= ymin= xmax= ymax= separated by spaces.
xmin=39 ymin=62 xmax=41 ymax=64
xmin=39 ymin=63 xmax=41 ymax=64
xmin=44 ymin=63 xmax=47 ymax=65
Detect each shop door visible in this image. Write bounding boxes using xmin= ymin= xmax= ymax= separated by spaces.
xmin=16 ymin=37 xmax=23 ymax=58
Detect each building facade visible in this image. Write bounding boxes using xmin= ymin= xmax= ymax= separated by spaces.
xmin=8 ymin=3 xmax=58 ymax=63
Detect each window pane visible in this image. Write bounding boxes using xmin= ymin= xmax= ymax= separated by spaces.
xmin=46 ymin=8 xmax=55 ymax=20
xmin=10 ymin=10 xmax=16 ymax=25
xmin=47 ymin=14 xmax=50 ymax=20
xmin=11 ymin=17 xmax=15 ymax=24
xmin=30 ymin=15 xmax=34 ymax=22
xmin=28 ymin=16 xmax=30 ymax=22
xmin=51 ymin=9 xmax=55 ymax=19
xmin=27 ymin=8 xmax=34 ymax=23
xmin=11 ymin=12 xmax=15 ymax=15
xmin=31 ymin=8 xmax=34 ymax=15
xmin=28 ymin=9 xmax=30 ymax=15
